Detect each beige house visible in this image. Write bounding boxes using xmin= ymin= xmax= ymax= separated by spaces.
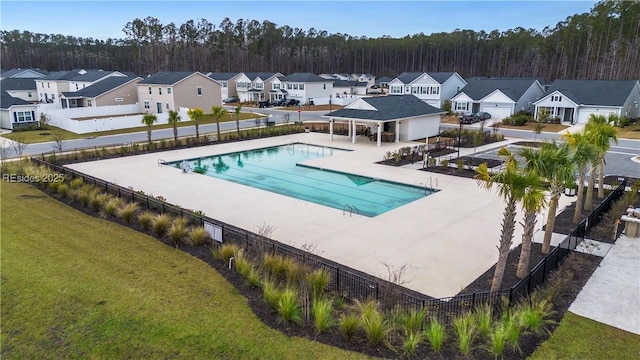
xmin=137 ymin=71 xmax=221 ymax=114
xmin=60 ymin=76 xmax=142 ymax=108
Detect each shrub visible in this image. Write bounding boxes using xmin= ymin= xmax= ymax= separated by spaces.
xmin=69 ymin=178 xmax=83 ymax=190
xmin=168 ymin=218 xmax=189 ymax=246
xmin=138 ymin=210 xmax=154 ymax=231
xmin=235 ymin=254 xmax=253 ymax=277
xmin=486 ymin=322 xmax=509 ymax=358
xmin=101 ymin=197 xmax=122 ymax=218
xmin=48 ymin=181 xmax=60 ymax=193
xmin=284 ymin=259 xmax=307 ymax=287
xmin=424 ymin=317 xmax=447 ymax=353
xmin=77 ymin=185 xmax=94 ymax=207
xmin=214 ymin=243 xmax=240 ymax=263
xmin=401 ymin=308 xmax=426 ymax=336
xmin=56 ymin=183 xmax=69 ymax=198
xmin=403 ymin=332 xmax=423 ymax=356
xmin=516 ymin=297 xmax=556 ymax=336
xmin=89 ymin=192 xmax=108 ymax=212
xmin=117 ymin=202 xmax=139 ymax=224
xmin=246 ymin=266 xmax=262 ymax=288
xmin=453 ymin=313 xmax=476 ymax=356
xmin=474 ymin=304 xmax=493 ymax=339
xmin=513 ymin=114 xmax=529 ymax=126
xmin=262 ymin=254 xmax=289 ymax=282
xmin=312 ymin=298 xmax=335 ymax=334
xmin=358 ymin=300 xmax=389 ymax=346
xmin=151 ymin=214 xmax=171 ymax=238
xmin=339 ymin=312 xmax=360 ymax=342
xmin=262 ymin=280 xmax=281 ymax=310
xmin=307 ymin=269 xmax=330 ymax=301
xmin=441 ymin=159 xmax=450 ymax=168
xmin=276 ymin=288 xmax=302 ymax=324
xmin=188 ymin=226 xmax=210 ymax=246
xmin=456 ymin=158 xmax=465 ymax=170
xmin=501 ymin=310 xmax=522 ymax=354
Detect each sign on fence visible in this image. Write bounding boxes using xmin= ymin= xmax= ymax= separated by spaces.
xmin=205 ymin=221 xmax=222 ymax=243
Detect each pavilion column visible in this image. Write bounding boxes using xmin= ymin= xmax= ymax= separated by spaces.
xmin=347 ymin=120 xmax=352 ymax=137
xmin=377 ymin=124 xmax=382 ymax=147
xmin=329 ymin=119 xmax=334 ymax=141
xmin=352 ymin=120 xmax=357 ymax=144
xmin=395 ymin=120 xmax=400 ymax=143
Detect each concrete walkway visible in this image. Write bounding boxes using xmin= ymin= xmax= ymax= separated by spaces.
xmin=569 ymin=234 xmax=640 ymax=335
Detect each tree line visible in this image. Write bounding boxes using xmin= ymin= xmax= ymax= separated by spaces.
xmin=1 ymin=0 xmax=638 ymax=81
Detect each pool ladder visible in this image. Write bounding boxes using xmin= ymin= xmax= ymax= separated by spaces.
xmin=343 ymin=204 xmax=360 ymax=217
xmin=421 ymin=177 xmax=438 ymax=194
xmin=158 ymin=159 xmax=167 ymax=167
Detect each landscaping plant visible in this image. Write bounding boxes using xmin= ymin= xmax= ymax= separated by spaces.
xmin=276 ymin=288 xmax=302 ymax=324
xmin=312 ymin=298 xmax=336 ymax=334
xmin=151 ymin=213 xmax=172 ymax=238
xmin=117 ymin=202 xmax=139 ymax=224
xmin=338 ymin=312 xmax=360 ymax=342
xmin=138 ymin=210 xmax=155 ymax=231
xmin=424 ymin=317 xmax=447 ymax=353
xmin=453 ymin=313 xmax=476 ymax=357
xmin=187 ymin=226 xmax=209 ymax=246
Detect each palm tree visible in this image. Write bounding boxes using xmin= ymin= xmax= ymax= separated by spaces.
xmin=234 ymin=104 xmax=242 ymax=135
xmin=141 ymin=113 xmax=158 ymax=145
xmin=187 ymin=107 xmax=205 ymax=141
xmin=167 ymin=110 xmax=181 ymax=144
xmin=476 ymin=148 xmax=538 ymax=291
xmin=585 ymin=115 xmax=618 ymax=199
xmin=562 ymin=130 xmax=599 ymax=222
xmin=211 ymin=105 xmax=228 ymax=142
xmin=519 ymin=141 xmax=575 ymax=254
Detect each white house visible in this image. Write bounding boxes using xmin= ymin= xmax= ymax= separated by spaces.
xmin=332 ymin=79 xmax=368 ymax=96
xmin=387 ymin=72 xmax=467 ymax=108
xmin=0 ymin=68 xmax=47 ymax=80
xmin=0 ymin=78 xmax=38 ymax=102
xmin=351 ymin=73 xmax=376 ymax=88
xmin=208 ymin=72 xmax=243 ymax=101
xmin=281 ymin=73 xmax=334 ymax=105
xmin=451 ymin=77 xmax=545 ymax=120
xmin=1 ymin=91 xmax=39 ymax=130
xmin=533 ymin=80 xmax=640 ymax=124
xmin=35 ymin=69 xmax=127 ymax=107
xmin=235 ymin=72 xmax=284 ymax=102
xmin=323 ymin=95 xmax=445 ymax=147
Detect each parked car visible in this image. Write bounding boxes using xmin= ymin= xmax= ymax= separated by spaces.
xmin=283 ymin=98 xmax=300 ymax=107
xmin=258 ymin=101 xmax=270 ymax=108
xmin=223 ymin=96 xmax=238 ymax=104
xmin=475 ymin=112 xmax=492 ymax=121
xmin=271 ymin=98 xmax=287 ymax=107
xmin=367 ymin=86 xmax=382 ymax=94
xmin=459 ymin=112 xmax=479 ymax=124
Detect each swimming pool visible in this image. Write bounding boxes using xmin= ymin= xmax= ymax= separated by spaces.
xmin=170 ymin=143 xmax=436 ymax=217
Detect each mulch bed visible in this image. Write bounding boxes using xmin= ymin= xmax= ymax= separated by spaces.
xmin=419 ymin=165 xmax=478 ymax=178
xmin=30 ymin=178 xmax=622 ymax=360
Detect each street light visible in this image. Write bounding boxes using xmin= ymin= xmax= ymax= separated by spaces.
xmin=457 ymin=121 xmax=463 ymax=159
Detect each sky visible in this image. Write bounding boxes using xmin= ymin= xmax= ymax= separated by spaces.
xmin=1 ymin=0 xmax=599 ymax=40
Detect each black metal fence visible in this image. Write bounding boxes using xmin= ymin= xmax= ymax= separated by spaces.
xmin=29 ymin=157 xmax=627 ymax=322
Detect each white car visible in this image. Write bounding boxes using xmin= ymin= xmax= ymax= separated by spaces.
xmin=367 ymin=87 xmax=382 ymax=94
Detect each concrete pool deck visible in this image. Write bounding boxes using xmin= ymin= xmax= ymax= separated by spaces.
xmin=67 ymin=132 xmax=575 ymax=299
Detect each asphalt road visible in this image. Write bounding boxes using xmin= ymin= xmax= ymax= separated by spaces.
xmin=4 ymin=108 xmax=638 ymax=179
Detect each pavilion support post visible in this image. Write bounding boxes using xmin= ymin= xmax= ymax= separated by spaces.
xmin=352 ymin=120 xmax=357 ymax=144
xmin=395 ymin=120 xmax=400 ymax=143
xmin=329 ymin=119 xmax=334 ymax=141
xmin=377 ymin=124 xmax=382 ymax=147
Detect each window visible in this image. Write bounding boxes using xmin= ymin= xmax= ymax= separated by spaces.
xmin=159 ymin=88 xmax=162 ymax=95
xmin=221 ymin=81 xmax=227 ymax=88
xmin=40 ymin=82 xmax=44 ymax=88
xmin=197 ymin=86 xmax=202 ymax=96
xmin=430 ymin=86 xmax=440 ymax=95
xmin=255 ymin=82 xmax=263 ymax=90
xmin=455 ymin=102 xmax=468 ymax=111
xmin=273 ymin=83 xmax=280 ymax=90
xmin=148 ymin=87 xmax=152 ymax=94
xmin=87 ymin=99 xmax=92 ymax=106
xmin=47 ymin=82 xmax=50 ymax=88
xmin=390 ymin=86 xmax=402 ymax=94
xmin=551 ymin=95 xmax=562 ymax=102
xmin=323 ymin=84 xmax=326 ymax=90
xmin=166 ymin=103 xmax=169 ymax=110
xmin=14 ymin=111 xmax=34 ymax=123
xmin=144 ymin=100 xmax=150 ymax=109
xmin=39 ymin=93 xmax=42 ymax=98
xmin=293 ymin=84 xmax=298 ymax=90
xmin=28 ymin=91 xmax=32 ymax=98
xmin=287 ymin=83 xmax=292 ymax=90
xmin=299 ymin=83 xmax=304 ymax=90
xmin=167 ymin=87 xmax=172 ymax=94
xmin=51 ymin=94 xmax=55 ymax=100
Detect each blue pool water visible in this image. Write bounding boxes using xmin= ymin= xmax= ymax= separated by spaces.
xmin=171 ymin=143 xmax=436 ymax=217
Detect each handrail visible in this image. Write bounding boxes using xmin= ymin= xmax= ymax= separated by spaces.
xmin=343 ymin=204 xmax=360 ymax=217
xmin=158 ymin=159 xmax=167 ymax=167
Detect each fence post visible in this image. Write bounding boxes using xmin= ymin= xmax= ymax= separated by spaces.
xmin=542 ymin=258 xmax=547 ymax=283
xmin=336 ymin=267 xmax=340 ymax=292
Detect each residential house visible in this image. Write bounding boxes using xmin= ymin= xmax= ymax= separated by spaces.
xmin=533 ymin=80 xmax=640 ymax=124
xmin=351 ymin=73 xmax=376 ymax=88
xmin=235 ymin=72 xmax=284 ymax=102
xmin=1 ymin=91 xmax=39 ymax=130
xmin=323 ymin=95 xmax=445 ymax=147
xmin=137 ymin=71 xmax=221 ymax=114
xmin=0 ymin=78 xmax=38 ymax=102
xmin=281 ymin=73 xmax=334 ymax=105
xmin=35 ymin=69 xmax=127 ymax=106
xmin=451 ymin=77 xmax=545 ymax=120
xmin=0 ymin=68 xmax=47 ymax=80
xmin=333 ymin=80 xmax=369 ymax=96
xmin=387 ymin=72 xmax=467 ymax=107
xmin=267 ymin=76 xmax=288 ymax=102
xmin=208 ymin=72 xmax=243 ymax=101
xmin=60 ymin=76 xmax=142 ymax=108
xmin=332 ymin=73 xmax=352 ymax=81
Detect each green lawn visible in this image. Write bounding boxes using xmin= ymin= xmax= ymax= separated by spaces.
xmin=529 ymin=312 xmax=640 ymax=359
xmin=2 ymin=112 xmax=262 ymax=144
xmin=0 ymin=182 xmax=366 ymax=359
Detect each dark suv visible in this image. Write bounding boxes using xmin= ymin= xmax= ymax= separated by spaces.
xmin=283 ymin=98 xmax=300 ymax=107
xmin=459 ymin=112 xmax=478 ymax=124
xmin=476 ymin=112 xmax=492 ymax=121
xmin=271 ymin=98 xmax=286 ymax=107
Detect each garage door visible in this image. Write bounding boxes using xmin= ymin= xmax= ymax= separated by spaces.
xmin=481 ymin=103 xmax=512 ymax=120
xmin=577 ymin=109 xmax=617 ymax=124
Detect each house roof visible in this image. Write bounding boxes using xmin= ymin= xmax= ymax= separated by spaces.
xmin=1 ymin=68 xmax=47 ymax=78
xmin=376 ymin=76 xmax=393 ymax=84
xmin=428 ymin=72 xmax=456 ymax=84
xmin=138 ymin=71 xmax=197 ymax=85
xmin=332 ymin=80 xmax=368 ymax=88
xmin=208 ymin=72 xmax=241 ymax=81
xmin=394 ymin=72 xmax=456 ymax=85
xmin=61 ymin=76 xmax=141 ymax=98
xmin=457 ymin=77 xmax=543 ymax=101
xmin=1 ymin=78 xmax=37 ymax=91
xmin=243 ymin=72 xmax=281 ymax=81
xmin=324 ymin=95 xmax=444 ymax=121
xmin=70 ymin=70 xmax=123 ymax=82
xmin=1 ymin=91 xmax=33 ymax=109
xmin=542 ymin=80 xmax=638 ymax=106
xmin=281 ymin=73 xmax=332 ymax=83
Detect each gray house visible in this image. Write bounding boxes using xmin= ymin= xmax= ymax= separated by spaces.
xmin=61 ymin=76 xmax=142 ymax=108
